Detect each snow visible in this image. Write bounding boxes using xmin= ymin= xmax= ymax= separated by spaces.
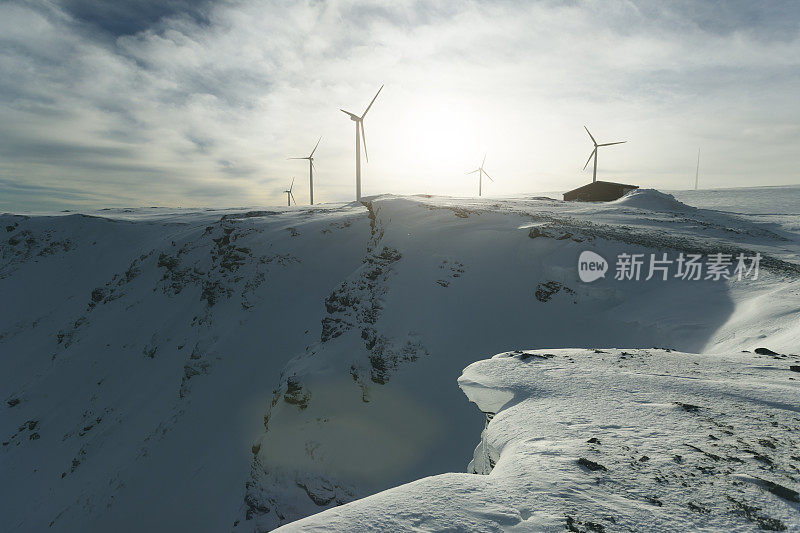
xmin=1 ymin=187 xmax=799 ymax=531
xmin=670 ymin=186 xmax=800 ymax=216
xmin=282 ymin=348 xmax=800 ymax=532
xmin=611 ymin=188 xmax=692 ymax=212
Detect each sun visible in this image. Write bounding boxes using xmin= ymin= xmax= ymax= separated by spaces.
xmin=378 ymin=95 xmax=486 ymax=189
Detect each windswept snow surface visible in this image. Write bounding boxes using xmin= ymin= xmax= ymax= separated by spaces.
xmin=282 ymin=348 xmax=800 ymax=532
xmin=2 ymin=187 xmax=799 ymax=531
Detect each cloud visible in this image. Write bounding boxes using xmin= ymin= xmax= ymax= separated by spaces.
xmin=59 ymin=0 xmax=214 ymax=38
xmin=1 ymin=0 xmax=799 ymax=211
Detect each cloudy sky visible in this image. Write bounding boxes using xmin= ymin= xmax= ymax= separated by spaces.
xmin=1 ymin=0 xmax=799 ymax=210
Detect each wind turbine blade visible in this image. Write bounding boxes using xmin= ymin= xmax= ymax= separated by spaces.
xmin=290 ymin=192 xmax=296 ymax=205
xmin=290 ymin=177 xmax=295 ymax=191
xmin=583 ymin=148 xmax=596 ymax=170
xmin=360 ymin=120 xmax=368 ymax=162
xmin=341 ymin=109 xmax=359 ymax=120
xmin=288 ymin=157 xmax=306 ymax=160
xmin=466 ymin=169 xmax=480 ymax=174
xmin=482 ymin=153 xmax=487 ymax=167
xmin=483 ymin=170 xmax=494 ymax=182
xmin=584 ymin=126 xmax=597 ymax=145
xmin=310 ymin=136 xmax=322 ymax=157
xmin=598 ymin=141 xmax=626 ymax=146
xmin=361 ymin=84 xmax=383 ymax=118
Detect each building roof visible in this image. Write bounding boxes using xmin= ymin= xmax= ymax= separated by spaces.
xmin=564 ymin=181 xmax=639 ymax=195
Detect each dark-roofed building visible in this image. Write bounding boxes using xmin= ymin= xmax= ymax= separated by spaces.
xmin=563 ymin=181 xmax=638 ymax=202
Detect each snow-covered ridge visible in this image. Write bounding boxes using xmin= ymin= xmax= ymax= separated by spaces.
xmin=280 ymin=348 xmax=800 ymax=532
xmin=2 ymin=189 xmax=800 ymax=531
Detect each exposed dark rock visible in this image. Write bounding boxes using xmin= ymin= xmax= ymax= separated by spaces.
xmin=180 ymin=359 xmax=211 ymax=398
xmin=528 ymin=227 xmax=546 ymax=239
xmin=565 ymin=515 xmax=606 ymax=532
xmin=201 ymin=280 xmax=230 ymax=307
xmin=321 ymin=316 xmax=351 ymax=342
xmin=565 ymin=515 xmax=580 ymax=532
xmin=578 ymin=458 xmax=607 ymax=472
xmin=518 ymin=352 xmax=555 ymax=361
xmin=244 ymin=492 xmax=270 ymax=521
xmin=687 ymin=502 xmax=709 ymax=514
xmin=284 ymin=376 xmax=311 ymax=410
xmin=758 ymin=438 xmax=776 ymax=449
xmin=157 ymin=253 xmax=180 ymax=271
xmin=220 ymin=211 xmax=280 ymax=220
xmin=755 ymin=347 xmax=779 ymax=355
xmin=685 ymin=444 xmax=721 ymax=461
xmin=535 ymin=281 xmax=576 ymax=303
xmin=90 ymin=288 xmax=105 ymax=303
xmin=675 ymin=402 xmax=703 ymax=412
xmin=727 ymin=496 xmax=787 ymax=531
xmin=743 ymin=448 xmax=774 ymax=466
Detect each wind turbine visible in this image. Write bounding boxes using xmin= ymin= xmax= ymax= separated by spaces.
xmin=466 ymin=153 xmax=494 ymax=196
xmin=284 ymin=178 xmax=296 ymax=207
xmin=583 ymin=126 xmax=626 ymax=183
xmin=694 ymin=148 xmax=700 ymax=190
xmin=341 ymin=85 xmax=383 ymax=201
xmin=288 ymin=136 xmax=321 ymax=205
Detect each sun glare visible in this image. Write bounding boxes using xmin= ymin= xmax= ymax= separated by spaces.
xmin=375 ymin=96 xmax=490 ymax=196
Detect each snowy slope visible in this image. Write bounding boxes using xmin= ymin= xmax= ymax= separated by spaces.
xmin=2 ymin=187 xmax=799 ymax=531
xmin=1 ymin=204 xmax=371 ymax=531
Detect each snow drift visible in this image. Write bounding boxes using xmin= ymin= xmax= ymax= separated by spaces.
xmin=612 ymin=188 xmax=692 ymax=212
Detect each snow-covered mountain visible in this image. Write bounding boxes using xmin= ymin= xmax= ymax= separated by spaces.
xmin=2 ymin=188 xmax=799 ymax=532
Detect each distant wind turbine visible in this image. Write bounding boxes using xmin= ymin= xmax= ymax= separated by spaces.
xmin=466 ymin=153 xmax=494 ymax=196
xmin=695 ymin=148 xmax=700 ymax=190
xmin=284 ymin=178 xmax=296 ymax=207
xmin=289 ymin=136 xmax=321 ymax=205
xmin=583 ymin=126 xmax=626 ymax=183
xmin=341 ymin=85 xmax=383 ymax=201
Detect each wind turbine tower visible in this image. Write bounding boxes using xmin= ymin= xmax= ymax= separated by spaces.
xmin=284 ymin=178 xmax=296 ymax=207
xmin=341 ymin=85 xmax=383 ymax=201
xmin=466 ymin=153 xmax=494 ymax=196
xmin=583 ymin=126 xmax=626 ymax=182
xmin=695 ymin=148 xmax=700 ymax=190
xmin=289 ymin=136 xmax=321 ymax=205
